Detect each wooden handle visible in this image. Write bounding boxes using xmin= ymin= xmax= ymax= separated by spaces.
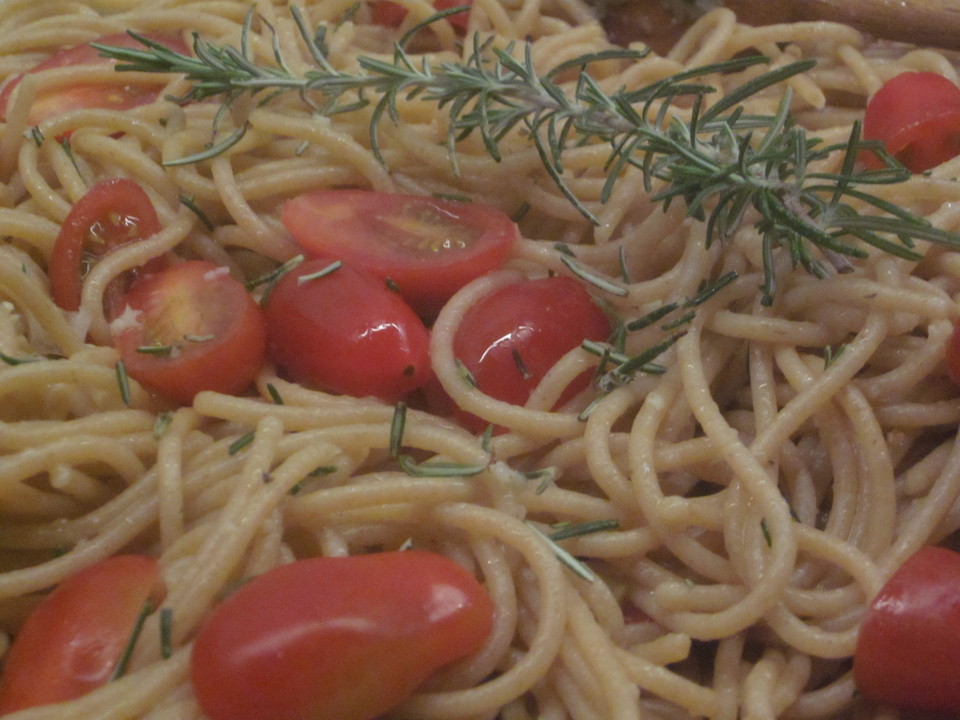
xmin=724 ymin=0 xmax=960 ymax=50
xmin=600 ymin=0 xmax=960 ymax=51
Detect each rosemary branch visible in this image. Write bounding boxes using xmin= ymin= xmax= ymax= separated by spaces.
xmin=93 ymin=10 xmax=960 ymax=306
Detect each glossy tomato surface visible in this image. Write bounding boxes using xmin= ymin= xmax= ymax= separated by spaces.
xmin=281 ymin=190 xmax=517 ymax=318
xmin=112 ymin=261 xmax=267 ymax=405
xmin=853 ymin=546 xmax=960 ymax=715
xmin=264 ymin=258 xmax=433 ymax=402
xmin=945 ymin=320 xmax=960 ymax=387
xmin=0 ymin=555 xmax=160 ymax=713
xmin=0 ymin=32 xmax=189 ymax=128
xmin=371 ymin=0 xmax=472 ymax=30
xmin=190 ymin=551 xmax=495 ymax=720
xmin=862 ymin=71 xmax=960 ymax=173
xmin=50 ymin=178 xmax=165 ymax=315
xmin=453 ymin=275 xmax=610 ymax=409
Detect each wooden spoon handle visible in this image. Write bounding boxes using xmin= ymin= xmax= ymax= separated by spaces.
xmin=723 ymin=0 xmax=960 ymax=50
xmin=600 ymin=0 xmax=960 ymax=51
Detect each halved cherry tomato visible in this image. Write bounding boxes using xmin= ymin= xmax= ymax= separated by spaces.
xmin=50 ymin=178 xmax=165 ymax=315
xmin=0 ymin=555 xmax=161 ymax=713
xmin=111 ymin=261 xmax=267 ymax=405
xmin=264 ymin=258 xmax=433 ymax=402
xmin=853 ymin=546 xmax=960 ymax=715
xmin=862 ymin=71 xmax=960 ymax=173
xmin=449 ymin=275 xmax=610 ymax=426
xmin=190 ymin=551 xmax=495 ymax=720
xmin=371 ymin=0 xmax=472 ymax=31
xmin=0 ymin=32 xmax=189 ymax=128
xmin=281 ymin=190 xmax=517 ymax=318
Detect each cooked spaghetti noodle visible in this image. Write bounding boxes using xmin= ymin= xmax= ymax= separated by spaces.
xmin=0 ymin=0 xmax=958 ymax=718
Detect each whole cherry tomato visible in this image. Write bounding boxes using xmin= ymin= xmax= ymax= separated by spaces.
xmin=370 ymin=0 xmax=472 ymax=31
xmin=449 ymin=275 xmax=610 ymax=426
xmin=190 ymin=551 xmax=495 ymax=720
xmin=945 ymin=320 xmax=960 ymax=387
xmin=111 ymin=261 xmax=267 ymax=405
xmin=853 ymin=546 xmax=960 ymax=715
xmin=0 ymin=32 xmax=189 ymax=128
xmin=862 ymin=71 xmax=960 ymax=173
xmin=49 ymin=178 xmax=166 ymax=315
xmin=263 ymin=258 xmax=433 ymax=402
xmin=0 ymin=555 xmax=161 ymax=713
xmin=281 ymin=190 xmax=517 ymax=318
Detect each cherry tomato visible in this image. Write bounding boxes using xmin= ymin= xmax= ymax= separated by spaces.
xmin=0 ymin=32 xmax=189 ymax=129
xmin=50 ymin=178 xmax=166 ymax=315
xmin=190 ymin=551 xmax=495 ymax=720
xmin=853 ymin=546 xmax=960 ymax=715
xmin=263 ymin=258 xmax=433 ymax=402
xmin=370 ymin=0 xmax=472 ymax=31
xmin=862 ymin=71 xmax=960 ymax=173
xmin=280 ymin=190 xmax=517 ymax=318
xmin=111 ymin=261 xmax=267 ymax=406
xmin=945 ymin=320 xmax=960 ymax=387
xmin=0 ymin=555 xmax=161 ymax=713
xmin=450 ymin=275 xmax=610 ymax=425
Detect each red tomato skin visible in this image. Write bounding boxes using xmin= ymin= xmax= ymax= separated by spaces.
xmin=453 ymin=275 xmax=610 ymax=408
xmin=112 ymin=261 xmax=267 ymax=405
xmin=371 ymin=0 xmax=472 ymax=30
xmin=281 ymin=190 xmax=517 ymax=318
xmin=190 ymin=551 xmax=495 ymax=720
xmin=853 ymin=546 xmax=960 ymax=715
xmin=264 ymin=258 xmax=433 ymax=402
xmin=946 ymin=320 xmax=960 ymax=386
xmin=50 ymin=178 xmax=165 ymax=314
xmin=0 ymin=555 xmax=160 ymax=713
xmin=862 ymin=71 xmax=960 ymax=173
xmin=0 ymin=32 xmax=189 ymax=127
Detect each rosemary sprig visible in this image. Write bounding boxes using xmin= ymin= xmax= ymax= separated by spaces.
xmin=93 ymin=13 xmax=960 ymax=304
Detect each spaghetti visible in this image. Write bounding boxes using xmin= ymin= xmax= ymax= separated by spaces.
xmin=0 ymin=0 xmax=958 ymax=718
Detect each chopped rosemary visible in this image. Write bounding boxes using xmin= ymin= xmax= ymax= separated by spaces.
xmin=115 ymin=360 xmax=132 ymax=406
xmin=111 ymin=600 xmax=154 ymax=680
xmin=153 ymin=412 xmax=174 ymax=439
xmin=760 ymin=518 xmax=773 ymax=547
xmin=524 ymin=467 xmax=558 ymax=494
xmin=266 ymin=382 xmax=284 ymax=404
xmin=179 ymin=194 xmax=215 ymax=230
xmin=25 ymin=126 xmax=43 ymax=146
xmin=297 ymin=259 xmax=342 ymax=284
xmin=560 ymin=253 xmax=629 ymax=297
xmin=824 ymin=343 xmax=847 ymax=368
xmin=389 ymin=401 xmax=407 ymax=458
xmin=528 ymin=523 xmax=595 ymax=582
xmin=0 ymin=350 xmax=36 ymax=365
xmin=228 ymin=430 xmax=255 ymax=455
xmin=396 ymin=454 xmax=488 ymax=477
xmin=548 ymin=518 xmax=620 ymax=541
xmin=159 ymin=607 xmax=174 ymax=659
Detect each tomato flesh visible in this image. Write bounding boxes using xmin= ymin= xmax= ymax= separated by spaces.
xmin=853 ymin=546 xmax=960 ymax=715
xmin=264 ymin=258 xmax=433 ymax=402
xmin=0 ymin=32 xmax=189 ymax=128
xmin=0 ymin=555 xmax=161 ymax=713
xmin=862 ymin=71 xmax=960 ymax=173
xmin=50 ymin=178 xmax=165 ymax=315
xmin=111 ymin=261 xmax=267 ymax=406
xmin=450 ymin=275 xmax=610 ymax=427
xmin=281 ymin=190 xmax=517 ymax=318
xmin=371 ymin=0 xmax=472 ymax=31
xmin=190 ymin=551 xmax=495 ymax=720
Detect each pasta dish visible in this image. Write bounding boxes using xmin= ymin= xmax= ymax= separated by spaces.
xmin=0 ymin=0 xmax=958 ymax=718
